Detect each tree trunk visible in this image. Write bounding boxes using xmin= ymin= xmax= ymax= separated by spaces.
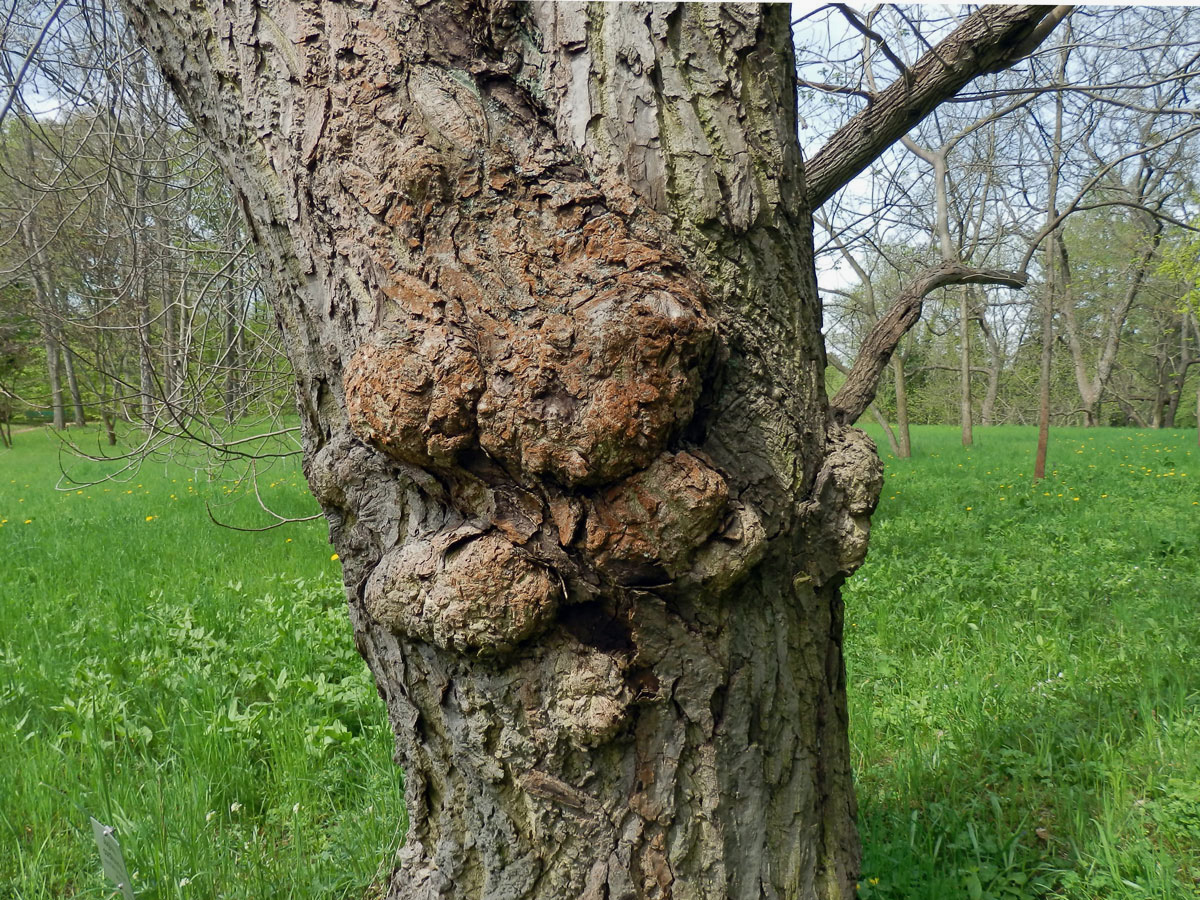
xmin=976 ymin=315 xmax=1002 ymax=427
xmin=59 ymin=327 xmax=88 ymax=426
xmin=43 ymin=335 xmax=65 ymax=430
xmin=892 ymin=355 xmax=912 ymax=459
xmin=1034 ymin=265 xmax=1055 ymax=481
xmin=960 ymin=288 xmax=973 ymax=447
xmin=869 ymin=404 xmax=903 ymax=457
xmin=122 ymin=4 xmax=883 ymax=897
xmin=1163 ymin=312 xmax=1194 ymax=429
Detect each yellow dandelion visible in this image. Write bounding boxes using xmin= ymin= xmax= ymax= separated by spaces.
xmin=1101 ymin=494 xmax=1108 ymax=498
xmin=965 ymin=506 xmax=973 ymax=511
xmin=24 ymin=519 xmax=32 ymax=524
xmin=286 ymin=538 xmax=293 ymax=543
xmin=1072 ymin=497 xmax=1079 ymax=501
xmin=331 ymin=553 xmax=340 ymax=561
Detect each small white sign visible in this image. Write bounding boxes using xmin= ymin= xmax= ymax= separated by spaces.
xmin=90 ymin=817 xmax=136 ymax=900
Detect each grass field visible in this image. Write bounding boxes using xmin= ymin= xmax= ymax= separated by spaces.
xmin=2 ymin=424 xmax=1198 ymax=898
xmin=0 ymin=430 xmax=403 ymax=898
xmin=851 ymin=425 xmax=1200 ymax=899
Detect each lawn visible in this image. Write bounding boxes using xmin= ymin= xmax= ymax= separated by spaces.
xmin=0 ymin=428 xmax=405 ymax=898
xmin=851 ymin=425 xmax=1200 ymax=899
xmin=1 ymin=424 xmax=1198 ymax=898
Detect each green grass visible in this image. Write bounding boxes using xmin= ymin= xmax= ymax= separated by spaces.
xmin=3 ymin=424 xmax=1199 ymax=899
xmin=0 ymin=427 xmax=405 ymax=899
xmin=850 ymin=425 xmax=1200 ymax=899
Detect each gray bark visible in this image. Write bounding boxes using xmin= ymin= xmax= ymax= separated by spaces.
xmin=977 ymin=315 xmax=1002 ymax=427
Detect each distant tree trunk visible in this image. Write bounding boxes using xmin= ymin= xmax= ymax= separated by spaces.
xmin=1035 ymin=252 xmax=1056 ymax=480
xmin=17 ymin=201 xmax=67 ymax=430
xmin=120 ymin=2 xmax=1063 ymax=895
xmin=103 ymin=374 xmax=120 ymax=445
xmin=1036 ymin=40 xmax=1069 ymax=481
xmin=56 ymin=319 xmax=88 ymax=426
xmin=977 ymin=313 xmax=1002 ymax=426
xmin=869 ymin=404 xmax=903 ymax=457
xmin=1162 ymin=312 xmax=1194 ymax=428
xmin=1060 ymin=215 xmax=1163 ymax=429
xmin=42 ymin=335 xmax=65 ymax=430
xmin=960 ymin=288 xmax=974 ymax=447
xmin=220 ymin=227 xmax=244 ymax=424
xmin=893 ymin=355 xmax=912 ymax=459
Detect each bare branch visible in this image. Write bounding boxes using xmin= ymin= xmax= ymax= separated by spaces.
xmin=807 ymin=5 xmax=1071 ymax=208
xmin=830 ymin=262 xmax=1027 ymax=425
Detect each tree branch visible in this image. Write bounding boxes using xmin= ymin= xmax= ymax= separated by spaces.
xmin=806 ymin=5 xmax=1072 ymax=208
xmin=830 ymin=262 xmax=1027 ymax=425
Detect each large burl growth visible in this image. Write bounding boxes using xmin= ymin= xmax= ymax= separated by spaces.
xmin=337 ymin=60 xmax=774 ymax=663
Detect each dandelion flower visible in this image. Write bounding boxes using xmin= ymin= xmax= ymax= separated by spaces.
xmin=145 ymin=515 xmax=155 ymax=521
xmin=331 ymin=553 xmax=340 ymax=561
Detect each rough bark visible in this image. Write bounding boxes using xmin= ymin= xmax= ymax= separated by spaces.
xmin=120 ymin=3 xmax=900 ymax=897
xmin=830 ymin=262 xmax=1024 ymax=425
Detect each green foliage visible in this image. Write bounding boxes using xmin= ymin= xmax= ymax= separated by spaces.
xmin=0 ymin=428 xmax=403 ymax=898
xmin=851 ymin=425 xmax=1200 ymax=899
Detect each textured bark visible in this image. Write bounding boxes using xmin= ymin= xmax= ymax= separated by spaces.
xmin=120 ymin=3 xmax=889 ymax=898
xmin=830 ymin=262 xmax=1024 ymax=426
